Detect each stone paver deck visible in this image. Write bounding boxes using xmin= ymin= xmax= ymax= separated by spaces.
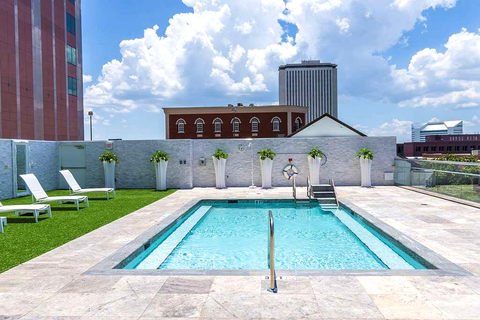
xmin=1 ymin=186 xmax=480 ymax=319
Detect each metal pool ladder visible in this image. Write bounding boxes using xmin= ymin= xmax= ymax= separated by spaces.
xmin=267 ymin=210 xmax=277 ymax=293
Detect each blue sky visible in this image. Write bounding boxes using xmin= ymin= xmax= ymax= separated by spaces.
xmin=81 ymin=0 xmax=480 ymax=142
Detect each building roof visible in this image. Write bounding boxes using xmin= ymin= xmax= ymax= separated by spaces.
xmin=279 ymin=60 xmax=337 ymax=70
xmin=288 ymin=113 xmax=366 ymax=138
xmin=163 ymin=105 xmax=308 ymax=115
xmin=412 ymin=120 xmax=463 ymax=130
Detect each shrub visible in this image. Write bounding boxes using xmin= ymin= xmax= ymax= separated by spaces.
xmin=356 ymin=148 xmax=374 ymax=160
xmin=434 ymin=154 xmax=479 ymax=163
xmin=308 ymin=146 xmax=323 ymax=159
xmin=99 ymin=151 xmax=120 ymax=163
xmin=213 ymin=148 xmax=228 ymax=160
xmin=258 ymin=149 xmax=276 ymax=160
xmin=150 ymin=150 xmax=170 ymax=163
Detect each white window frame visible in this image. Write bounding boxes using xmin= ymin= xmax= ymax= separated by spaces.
xmin=195 ymin=118 xmax=205 ymax=133
xmin=213 ymin=118 xmax=223 ymax=133
xmin=271 ymin=116 xmax=281 ymax=132
xmin=176 ymin=118 xmax=186 ymax=133
xmin=294 ymin=117 xmax=302 ymax=131
xmin=250 ymin=117 xmax=260 ymax=132
xmin=231 ymin=117 xmax=241 ymax=133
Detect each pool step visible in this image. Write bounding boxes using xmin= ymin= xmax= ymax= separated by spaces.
xmin=135 ymin=205 xmax=212 ymax=269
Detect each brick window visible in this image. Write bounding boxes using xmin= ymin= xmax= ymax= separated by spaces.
xmin=231 ymin=117 xmax=240 ymax=132
xmin=67 ymin=45 xmax=76 ymax=65
xmin=195 ymin=118 xmax=205 ymax=133
xmin=213 ymin=118 xmax=222 ymax=132
xmin=439 ymin=146 xmax=445 ymax=151
xmin=176 ymin=119 xmax=186 ymax=133
xmin=66 ymin=13 xmax=76 ymax=35
xmin=294 ymin=117 xmax=303 ymax=131
xmin=447 ymin=146 xmax=453 ymax=151
xmin=271 ymin=117 xmax=281 ymax=132
xmin=423 ymin=146 xmax=429 ymax=152
xmin=415 ymin=147 xmax=421 ymax=152
xmin=250 ymin=117 xmax=259 ymax=132
xmin=68 ymin=77 xmax=77 ymax=96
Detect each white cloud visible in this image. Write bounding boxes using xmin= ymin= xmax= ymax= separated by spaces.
xmin=83 ymin=74 xmax=93 ymax=83
xmin=392 ymin=28 xmax=480 ymax=108
xmin=85 ymin=0 xmax=467 ymax=118
xmin=369 ymin=119 xmax=413 ymax=137
xmin=102 ymin=119 xmax=111 ymax=126
xmin=121 ymin=119 xmax=127 ymax=123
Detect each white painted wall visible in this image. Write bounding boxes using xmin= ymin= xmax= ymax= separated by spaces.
xmin=293 ymin=116 xmax=361 ymax=137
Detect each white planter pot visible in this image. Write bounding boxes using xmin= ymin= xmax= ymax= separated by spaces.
xmin=260 ymin=158 xmax=273 ymax=189
xmin=154 ymin=160 xmax=168 ymax=191
xmin=308 ymin=156 xmax=322 ymax=185
xmin=213 ymin=157 xmax=226 ymax=189
xmin=360 ymin=157 xmax=372 ymax=187
xmin=103 ymin=161 xmax=116 ymax=189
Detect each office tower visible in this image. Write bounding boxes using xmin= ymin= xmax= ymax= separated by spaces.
xmin=279 ymin=60 xmax=338 ymax=123
xmin=0 ymin=0 xmax=84 ymax=140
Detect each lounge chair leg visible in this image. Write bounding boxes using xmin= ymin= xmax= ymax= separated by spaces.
xmin=0 ymin=219 xmax=3 ymax=233
xmin=86 ymin=198 xmax=89 ymax=208
xmin=34 ymin=210 xmax=38 ymax=223
xmin=106 ymin=192 xmax=109 ymax=200
xmin=113 ymin=190 xmax=116 ymax=198
xmin=76 ymin=200 xmax=79 ymax=211
xmin=48 ymin=207 xmax=52 ymax=219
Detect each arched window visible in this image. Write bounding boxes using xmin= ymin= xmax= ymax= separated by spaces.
xmin=195 ymin=118 xmax=205 ymax=133
xmin=212 ymin=118 xmax=223 ymax=132
xmin=231 ymin=117 xmax=241 ymax=132
xmin=176 ymin=118 xmax=186 ymax=133
xmin=271 ymin=116 xmax=281 ymax=132
xmin=294 ymin=117 xmax=303 ymax=131
xmin=250 ymin=117 xmax=260 ymax=132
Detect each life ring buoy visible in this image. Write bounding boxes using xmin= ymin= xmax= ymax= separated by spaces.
xmin=283 ymin=164 xmax=298 ymax=180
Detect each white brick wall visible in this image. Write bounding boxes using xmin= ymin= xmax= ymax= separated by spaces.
xmin=0 ymin=136 xmax=395 ymax=200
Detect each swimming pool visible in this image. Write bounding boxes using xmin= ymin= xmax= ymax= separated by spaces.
xmin=122 ymin=200 xmax=428 ymax=270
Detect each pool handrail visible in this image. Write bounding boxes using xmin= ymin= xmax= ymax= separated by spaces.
xmin=292 ymin=175 xmax=297 ymax=202
xmin=267 ymin=210 xmax=277 ymax=293
xmin=329 ymin=179 xmax=339 ymax=207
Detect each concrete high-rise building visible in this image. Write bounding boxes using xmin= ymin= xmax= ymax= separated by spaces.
xmin=411 ymin=120 xmax=463 ymax=142
xmin=0 ymin=0 xmax=84 ymax=141
xmin=279 ymin=60 xmax=338 ymax=123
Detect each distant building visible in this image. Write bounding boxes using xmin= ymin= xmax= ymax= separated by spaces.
xmin=398 ymin=134 xmax=480 ymax=158
xmin=163 ymin=105 xmax=307 ymax=139
xmin=411 ymin=120 xmax=463 ymax=142
xmin=279 ymin=60 xmax=338 ymax=122
xmin=289 ymin=113 xmax=366 ymax=138
xmin=0 ymin=0 xmax=84 ymax=141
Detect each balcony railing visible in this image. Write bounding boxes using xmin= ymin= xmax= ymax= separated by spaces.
xmin=394 ymin=159 xmax=480 ymax=204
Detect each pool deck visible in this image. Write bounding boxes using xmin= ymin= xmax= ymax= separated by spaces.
xmin=1 ymin=186 xmax=480 ymax=319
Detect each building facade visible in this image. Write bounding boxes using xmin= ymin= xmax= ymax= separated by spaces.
xmin=411 ymin=120 xmax=463 ymax=142
xmin=0 ymin=0 xmax=84 ymax=141
xmin=398 ymin=134 xmax=480 ymax=158
xmin=279 ymin=60 xmax=338 ymax=122
xmin=164 ymin=105 xmax=307 ymax=139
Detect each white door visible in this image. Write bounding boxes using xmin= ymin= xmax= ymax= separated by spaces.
xmin=59 ymin=145 xmax=86 ymax=189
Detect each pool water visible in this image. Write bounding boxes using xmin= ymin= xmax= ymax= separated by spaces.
xmin=124 ymin=201 xmax=426 ymax=270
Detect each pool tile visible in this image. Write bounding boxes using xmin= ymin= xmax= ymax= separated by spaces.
xmin=315 ymin=293 xmax=384 ymax=319
xmin=110 ymin=276 xmax=168 ymax=296
xmin=26 ymin=293 xmax=105 ymax=317
xmin=157 ymin=277 xmax=213 ymax=294
xmin=309 ymin=276 xmax=367 ymax=295
xmin=357 ymin=277 xmax=420 ymax=295
xmin=260 ymin=294 xmax=321 ymax=319
xmin=428 ymin=294 xmax=480 ymax=319
xmin=142 ymin=293 xmax=208 ymax=318
xmin=82 ymin=291 xmax=155 ymax=318
xmin=261 ymin=277 xmax=314 ymax=295
xmin=370 ymin=294 xmax=446 ymax=319
xmin=0 ymin=293 xmax=55 ymax=317
xmin=59 ymin=276 xmax=122 ymax=294
xmin=406 ymin=276 xmax=477 ymax=296
xmin=210 ymin=276 xmax=262 ymax=294
xmin=200 ymin=293 xmax=262 ymax=318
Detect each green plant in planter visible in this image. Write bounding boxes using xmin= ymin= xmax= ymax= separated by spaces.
xmin=213 ymin=149 xmax=229 ymax=160
xmin=356 ymin=148 xmax=374 ymax=160
xmin=258 ymin=149 xmax=276 ymax=160
xmin=99 ymin=151 xmax=120 ymax=163
xmin=150 ymin=150 xmax=170 ymax=163
xmin=308 ymin=146 xmax=324 ymax=159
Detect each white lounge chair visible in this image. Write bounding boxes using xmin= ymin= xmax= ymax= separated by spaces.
xmin=20 ymin=174 xmax=89 ymax=210
xmin=0 ymin=201 xmax=51 ymax=223
xmin=0 ymin=216 xmax=6 ymax=233
xmin=60 ymin=170 xmax=115 ymax=200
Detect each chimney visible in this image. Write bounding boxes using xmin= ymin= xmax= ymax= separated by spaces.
xmin=237 ymin=103 xmax=243 ymax=107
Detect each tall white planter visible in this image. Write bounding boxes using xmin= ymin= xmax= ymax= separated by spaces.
xmin=260 ymin=158 xmax=273 ymax=189
xmin=154 ymin=160 xmax=168 ymax=191
xmin=308 ymin=156 xmax=322 ymax=185
xmin=213 ymin=157 xmax=226 ymax=189
xmin=103 ymin=161 xmax=116 ymax=189
xmin=360 ymin=157 xmax=372 ymax=187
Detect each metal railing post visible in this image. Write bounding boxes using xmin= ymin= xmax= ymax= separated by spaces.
xmin=267 ymin=210 xmax=277 ymax=293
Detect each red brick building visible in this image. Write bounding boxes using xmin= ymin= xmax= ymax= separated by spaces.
xmin=398 ymin=134 xmax=480 ymax=158
xmin=0 ymin=0 xmax=83 ymax=141
xmin=164 ymin=105 xmax=308 ymax=139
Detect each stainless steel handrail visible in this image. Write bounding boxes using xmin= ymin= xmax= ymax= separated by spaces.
xmin=292 ymin=175 xmax=297 ymax=202
xmin=307 ymin=176 xmax=311 ymax=199
xmin=329 ymin=179 xmax=339 ymax=207
xmin=267 ymin=210 xmax=277 ymax=293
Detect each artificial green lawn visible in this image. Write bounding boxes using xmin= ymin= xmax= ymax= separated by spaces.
xmin=0 ymin=189 xmax=176 ymax=273
xmin=427 ymin=184 xmax=480 ymax=203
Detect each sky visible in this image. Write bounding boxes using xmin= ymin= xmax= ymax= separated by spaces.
xmin=81 ymin=0 xmax=480 ymax=143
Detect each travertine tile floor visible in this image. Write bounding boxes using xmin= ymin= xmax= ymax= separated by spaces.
xmin=1 ymin=186 xmax=480 ymax=319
